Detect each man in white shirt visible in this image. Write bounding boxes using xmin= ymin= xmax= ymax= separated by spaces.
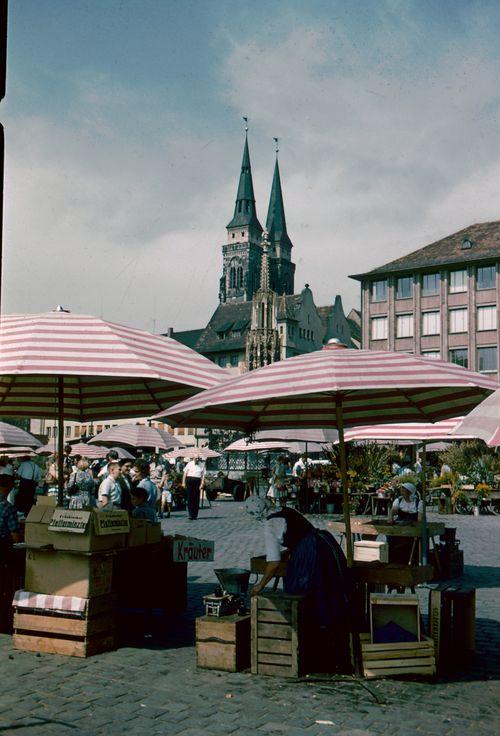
xmin=292 ymin=454 xmax=309 ymax=512
xmin=182 ymin=456 xmax=205 ymax=520
xmin=98 ymin=462 xmax=121 ymax=510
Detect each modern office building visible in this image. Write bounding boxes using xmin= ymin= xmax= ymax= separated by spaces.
xmin=350 ymin=221 xmax=499 ymax=380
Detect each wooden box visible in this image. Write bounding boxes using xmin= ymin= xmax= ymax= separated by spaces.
xmin=360 ymin=633 xmax=436 ymax=678
xmin=251 ymin=593 xmax=306 ymax=678
xmin=13 ymin=595 xmax=115 ymax=658
xmin=196 ymin=614 xmax=251 ymax=672
xmin=429 ymin=584 xmax=475 ymax=669
xmin=370 ymin=594 xmax=420 ymax=644
xmin=354 ymin=540 xmax=388 ymax=563
xmin=25 ymin=549 xmax=113 ymax=598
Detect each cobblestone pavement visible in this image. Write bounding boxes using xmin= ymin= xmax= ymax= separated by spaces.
xmin=0 ymin=500 xmax=498 ymax=735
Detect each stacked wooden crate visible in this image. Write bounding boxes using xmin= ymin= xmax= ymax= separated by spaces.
xmin=251 ymin=593 xmax=306 ymax=678
xmin=196 ymin=614 xmax=251 ymax=672
xmin=360 ymin=593 xmax=436 ymax=678
xmin=13 ymin=591 xmax=114 ymax=658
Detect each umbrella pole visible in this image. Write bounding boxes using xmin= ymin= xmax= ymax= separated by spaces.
xmin=57 ymin=376 xmax=64 ymax=507
xmin=335 ymin=398 xmax=353 ymax=567
xmin=421 ymin=441 xmax=428 ymax=565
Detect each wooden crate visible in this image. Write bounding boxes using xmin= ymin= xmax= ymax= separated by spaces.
xmin=251 ymin=593 xmax=305 ymax=678
xmin=429 ymin=584 xmax=475 ymax=669
xmin=370 ymin=594 xmax=420 ymax=644
xmin=360 ymin=633 xmax=436 ymax=678
xmin=13 ymin=600 xmax=115 ymax=658
xmin=354 ymin=541 xmax=388 ymax=563
xmin=196 ymin=614 xmax=251 ymax=672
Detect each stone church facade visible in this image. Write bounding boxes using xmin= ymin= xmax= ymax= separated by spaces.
xmin=171 ymin=134 xmax=360 ymax=373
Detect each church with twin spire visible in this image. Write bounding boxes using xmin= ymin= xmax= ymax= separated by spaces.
xmin=171 ymin=131 xmax=360 ymax=373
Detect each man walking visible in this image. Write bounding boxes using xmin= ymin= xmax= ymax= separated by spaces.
xmin=182 ymin=455 xmax=205 ymax=521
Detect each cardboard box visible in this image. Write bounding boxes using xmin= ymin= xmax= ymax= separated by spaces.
xmin=49 ymin=509 xmax=129 ymax=552
xmin=36 ymin=496 xmax=57 ymax=507
xmin=145 ymin=522 xmax=162 ymax=544
xmin=25 ymin=505 xmax=56 ymax=548
xmin=25 ymin=548 xmax=113 ymax=598
xmin=127 ymin=519 xmax=147 ymax=547
xmin=354 ymin=540 xmax=388 ymax=563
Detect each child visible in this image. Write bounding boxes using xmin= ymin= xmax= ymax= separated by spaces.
xmin=130 ymin=486 xmax=157 ymax=522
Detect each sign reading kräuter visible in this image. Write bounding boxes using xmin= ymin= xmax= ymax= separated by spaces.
xmin=173 ymin=538 xmax=215 ymax=562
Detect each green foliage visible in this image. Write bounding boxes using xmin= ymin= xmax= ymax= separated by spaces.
xmin=322 ymin=442 xmax=392 ymax=489
xmin=440 ymin=441 xmax=500 ymax=486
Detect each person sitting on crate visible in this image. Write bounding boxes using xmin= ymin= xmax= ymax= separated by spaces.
xmin=0 ymin=473 xmax=22 ymax=561
xmin=246 ymin=496 xmax=351 ymax=672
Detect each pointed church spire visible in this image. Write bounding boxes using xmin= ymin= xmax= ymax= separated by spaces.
xmin=259 ymin=229 xmax=271 ymax=292
xmin=227 ymin=124 xmax=262 ymax=231
xmin=265 ymin=147 xmax=290 ymax=245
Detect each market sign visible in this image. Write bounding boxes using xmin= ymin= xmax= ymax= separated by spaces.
xmin=173 ymin=538 xmax=215 ymax=562
xmin=49 ymin=509 xmax=91 ymax=534
xmin=93 ymin=510 xmax=130 ymax=535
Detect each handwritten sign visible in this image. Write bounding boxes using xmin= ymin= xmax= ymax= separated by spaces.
xmin=173 ymin=538 xmax=214 ymax=562
xmin=94 ymin=510 xmax=130 ymax=535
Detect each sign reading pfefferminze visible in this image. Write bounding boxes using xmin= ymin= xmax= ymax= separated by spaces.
xmin=173 ymin=538 xmax=215 ymax=562
xmin=49 ymin=509 xmax=91 ymax=534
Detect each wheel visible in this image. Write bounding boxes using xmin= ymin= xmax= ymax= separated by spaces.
xmin=232 ymin=483 xmax=245 ymax=502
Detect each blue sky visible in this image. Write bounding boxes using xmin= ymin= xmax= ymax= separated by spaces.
xmin=3 ymin=0 xmax=500 ymax=330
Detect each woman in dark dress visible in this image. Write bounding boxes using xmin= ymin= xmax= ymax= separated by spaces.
xmin=246 ymin=497 xmax=351 ymax=672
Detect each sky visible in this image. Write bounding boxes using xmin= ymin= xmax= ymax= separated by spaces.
xmin=2 ymin=0 xmax=500 ymax=332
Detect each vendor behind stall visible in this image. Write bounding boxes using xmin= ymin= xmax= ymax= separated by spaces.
xmin=387 ymin=482 xmax=423 ymax=565
xmin=0 ymin=473 xmax=21 ymax=561
xmin=246 ymin=496 xmax=351 ymax=672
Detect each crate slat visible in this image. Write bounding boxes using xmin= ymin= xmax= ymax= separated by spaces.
xmin=14 ymin=612 xmax=113 ymax=638
xmin=256 ymin=663 xmax=296 ymax=678
xmin=363 ymin=647 xmax=434 ymax=661
xmin=13 ymin=632 xmax=114 ymax=658
xmin=365 ymin=656 xmax=436 ymax=669
xmin=257 ymin=637 xmax=293 ymax=655
xmin=257 ymin=623 xmax=292 ymax=640
xmin=364 ymin=663 xmax=436 ymax=678
xmin=257 ymin=652 xmax=292 ymax=666
xmin=257 ymin=609 xmax=290 ymax=624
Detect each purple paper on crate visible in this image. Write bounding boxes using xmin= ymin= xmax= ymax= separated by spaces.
xmin=373 ymin=620 xmax=418 ymax=644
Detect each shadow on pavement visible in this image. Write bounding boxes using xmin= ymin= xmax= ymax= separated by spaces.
xmin=462 ymin=565 xmax=500 ymax=588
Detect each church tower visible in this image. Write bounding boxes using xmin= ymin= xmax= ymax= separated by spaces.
xmin=265 ymin=147 xmax=295 ymax=295
xmin=220 ymin=132 xmax=263 ymax=303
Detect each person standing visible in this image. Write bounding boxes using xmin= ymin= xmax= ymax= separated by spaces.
xmin=67 ymin=456 xmax=96 ymax=509
xmin=0 ymin=473 xmax=22 ymax=561
xmin=97 ymin=462 xmax=121 ymax=510
xmin=292 ymin=454 xmax=309 ymax=513
xmin=14 ymin=455 xmax=42 ymax=515
xmin=182 ymin=456 xmax=205 ymax=521
xmin=132 ymin=458 xmax=158 ymax=510
xmin=117 ymin=460 xmax=133 ymax=513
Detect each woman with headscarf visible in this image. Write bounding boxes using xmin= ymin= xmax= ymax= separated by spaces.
xmin=246 ymin=496 xmax=351 ymax=672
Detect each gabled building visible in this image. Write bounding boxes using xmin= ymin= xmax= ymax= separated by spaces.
xmin=172 ymin=133 xmax=358 ymax=373
xmin=350 ymin=221 xmax=499 ymax=379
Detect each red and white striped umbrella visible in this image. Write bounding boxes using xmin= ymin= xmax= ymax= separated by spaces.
xmin=342 ymin=417 xmax=474 ymax=443
xmin=159 ymin=345 xmax=498 ymax=431
xmin=160 ymin=342 xmax=498 ymax=565
xmin=88 ymin=424 xmax=183 ymax=451
xmin=451 ymin=389 xmax=500 ymax=446
xmin=224 ymin=439 xmax=292 ymax=452
xmin=0 ymin=446 xmax=37 ymax=457
xmin=69 ymin=443 xmax=109 ymax=459
xmin=0 ymin=421 xmax=42 ymax=448
xmin=0 ymin=311 xmax=227 ymax=421
xmin=166 ymin=447 xmax=221 ymax=460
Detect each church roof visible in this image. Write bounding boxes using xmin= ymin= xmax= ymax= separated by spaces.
xmin=195 ymin=301 xmax=252 ymax=354
xmin=277 ymin=293 xmax=301 ymax=321
xmin=266 ymin=158 xmax=292 ymax=248
xmin=350 ymin=220 xmax=500 ymax=280
xmin=227 ymin=136 xmax=263 ymax=231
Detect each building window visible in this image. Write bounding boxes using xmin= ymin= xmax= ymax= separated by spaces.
xmin=218 ymin=355 xmax=227 ymax=368
xmin=237 ymin=267 xmax=243 ymax=288
xmin=449 ymin=308 xmax=468 ymax=333
xmin=449 ymin=348 xmax=468 ymax=368
xmin=422 ymin=350 xmax=440 ymax=360
xmin=231 ymin=233 xmax=235 ymax=239
xmin=74 ymin=426 xmax=81 ymax=438
xmin=477 ymin=265 xmax=496 ymax=290
xmin=230 ymin=354 xmax=239 ymax=367
xmin=47 ymin=427 xmax=51 ymax=438
xmin=65 ymin=426 xmax=71 ymax=438
xmin=422 ymin=311 xmax=440 ymax=336
xmin=396 ymin=277 xmax=412 ymax=299
xmin=371 ymin=316 xmax=388 ymax=340
xmin=449 ymin=269 xmax=467 ymax=293
xmin=477 ymin=346 xmax=497 ymax=373
xmin=396 ymin=314 xmax=413 ymax=338
xmin=229 ymin=268 xmax=235 ymax=288
xmin=105 ymin=425 xmax=110 ymax=430
xmin=422 ymin=273 xmax=440 ymax=296
xmin=477 ymin=305 xmax=497 ymax=331
xmin=241 ymin=231 xmax=245 ymax=237
xmin=371 ymin=280 xmax=387 ymax=302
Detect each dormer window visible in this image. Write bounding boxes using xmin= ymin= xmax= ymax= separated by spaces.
xmin=232 ymin=233 xmax=235 ymax=239
xmin=241 ymin=231 xmax=245 ymax=237
xmin=462 ymin=237 xmax=473 ymax=250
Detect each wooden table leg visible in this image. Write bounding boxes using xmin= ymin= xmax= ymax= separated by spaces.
xmin=431 ymin=536 xmax=442 ymax=577
xmin=408 ymin=537 xmax=417 ymax=565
